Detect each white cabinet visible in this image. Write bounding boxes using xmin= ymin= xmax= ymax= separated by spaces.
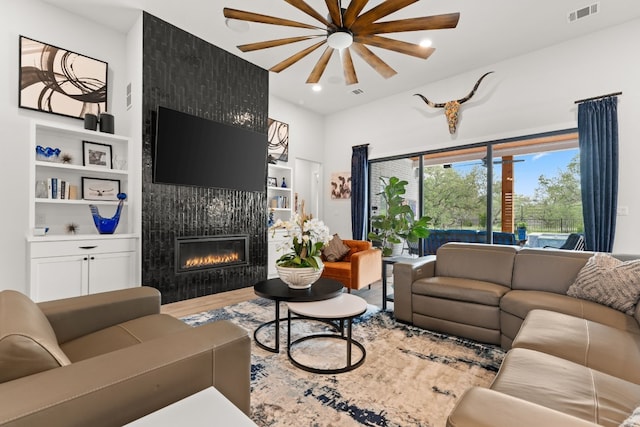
xmin=267 ymin=165 xmax=293 ymax=279
xmin=267 ymin=164 xmax=293 ymax=224
xmin=28 ymin=237 xmax=137 ymax=302
xmin=29 ymin=120 xmax=136 ymax=237
xmin=26 ymin=120 xmax=140 ymax=301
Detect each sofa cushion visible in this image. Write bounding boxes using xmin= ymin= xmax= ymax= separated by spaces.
xmin=492 ymin=348 xmax=640 ymax=426
xmin=500 ymin=290 xmax=640 ymax=335
xmin=414 ymin=276 xmax=510 ymax=306
xmin=0 ymin=290 xmax=71 ymax=383
xmin=511 ymin=248 xmax=592 ymax=293
xmin=322 ymin=234 xmax=351 ymax=262
xmin=567 ymin=253 xmax=640 ymax=315
xmin=60 ymin=314 xmax=190 ymax=362
xmin=512 ymin=309 xmax=640 ymax=384
xmin=435 ymin=243 xmax=517 ymax=287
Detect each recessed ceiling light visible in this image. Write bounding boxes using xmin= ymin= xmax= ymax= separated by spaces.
xmin=311 ymin=85 xmax=322 ymax=92
xmin=225 ymin=18 xmax=250 ymax=32
xmin=419 ymin=39 xmax=433 ymax=48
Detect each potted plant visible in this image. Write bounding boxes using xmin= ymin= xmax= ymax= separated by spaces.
xmin=368 ymin=176 xmax=431 ymax=257
xmin=269 ymin=209 xmax=333 ymax=288
xmin=516 ymin=222 xmax=527 ymax=241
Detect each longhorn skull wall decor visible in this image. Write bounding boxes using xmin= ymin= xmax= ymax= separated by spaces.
xmin=414 ymin=71 xmax=494 ymax=134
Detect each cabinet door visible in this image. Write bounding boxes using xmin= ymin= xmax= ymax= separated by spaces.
xmin=88 ymin=251 xmax=135 ymax=294
xmin=30 ymin=255 xmax=88 ymax=302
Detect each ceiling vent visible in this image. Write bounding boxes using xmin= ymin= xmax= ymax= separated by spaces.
xmin=351 ymin=88 xmax=365 ymax=95
xmin=568 ymin=3 xmax=599 ymax=23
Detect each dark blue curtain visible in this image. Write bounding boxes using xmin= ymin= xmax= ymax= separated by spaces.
xmin=351 ymin=145 xmax=369 ymax=240
xmin=577 ymin=97 xmax=618 ymax=252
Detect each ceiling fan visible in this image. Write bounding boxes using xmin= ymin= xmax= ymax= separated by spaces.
xmin=223 ymin=0 xmax=460 ymax=85
xmin=444 ymin=157 xmax=525 ymax=169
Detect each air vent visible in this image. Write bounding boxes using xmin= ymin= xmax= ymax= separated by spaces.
xmin=351 ymin=88 xmax=364 ymax=95
xmin=568 ymin=2 xmax=599 ymax=23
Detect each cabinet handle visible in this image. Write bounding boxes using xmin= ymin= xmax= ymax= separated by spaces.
xmin=90 ymin=257 xmax=95 ymax=260
xmin=83 ymin=257 xmax=88 ymax=261
xmin=79 ymin=246 xmax=97 ymax=250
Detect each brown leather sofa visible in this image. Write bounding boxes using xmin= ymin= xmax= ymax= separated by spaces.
xmin=394 ymin=243 xmax=640 ymax=426
xmin=0 ymin=287 xmax=250 ymax=427
xmin=321 ymin=239 xmax=382 ymax=291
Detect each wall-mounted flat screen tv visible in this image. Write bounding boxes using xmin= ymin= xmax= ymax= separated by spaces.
xmin=154 ymin=106 xmax=267 ymax=192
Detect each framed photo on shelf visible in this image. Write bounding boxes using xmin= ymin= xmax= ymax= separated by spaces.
xmin=267 ymin=177 xmax=278 ymax=187
xmin=82 ymin=177 xmax=120 ymax=201
xmin=83 ymin=141 xmax=112 ymax=168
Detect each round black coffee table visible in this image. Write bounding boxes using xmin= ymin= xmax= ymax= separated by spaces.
xmin=253 ymin=278 xmax=343 ymax=353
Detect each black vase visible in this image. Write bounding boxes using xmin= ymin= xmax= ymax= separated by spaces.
xmin=99 ymin=113 xmax=115 ymax=134
xmin=84 ymin=113 xmax=98 ymax=131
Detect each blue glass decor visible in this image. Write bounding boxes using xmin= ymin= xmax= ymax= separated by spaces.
xmin=89 ymin=193 xmax=126 ymax=234
xmin=36 ymin=145 xmax=61 ymax=162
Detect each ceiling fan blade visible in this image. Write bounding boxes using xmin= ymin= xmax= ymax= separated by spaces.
xmin=355 ymin=35 xmax=435 ymax=59
xmin=350 ymin=42 xmax=397 ymax=79
xmin=224 ymin=7 xmax=322 ymax=30
xmin=270 ymin=40 xmax=327 ymax=73
xmin=355 ymin=13 xmax=460 ymax=36
xmin=284 ymin=0 xmax=332 ymax=27
xmin=238 ymin=35 xmax=322 ymax=52
xmin=343 ymin=0 xmax=369 ymax=28
xmin=352 ymin=0 xmax=418 ymax=28
xmin=341 ymin=48 xmax=358 ymax=85
xmin=325 ymin=0 xmax=342 ymax=26
xmin=306 ymin=46 xmax=335 ymax=83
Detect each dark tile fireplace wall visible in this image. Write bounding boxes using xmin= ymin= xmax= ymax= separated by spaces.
xmin=142 ymin=13 xmax=269 ymax=304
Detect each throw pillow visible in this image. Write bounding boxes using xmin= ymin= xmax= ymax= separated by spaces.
xmin=620 ymin=406 xmax=640 ymax=427
xmin=566 ymin=253 xmax=640 ymax=315
xmin=322 ymin=234 xmax=351 ymax=262
xmin=0 ymin=290 xmax=71 ymax=384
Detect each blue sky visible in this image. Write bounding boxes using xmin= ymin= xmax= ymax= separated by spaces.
xmin=452 ymin=148 xmax=579 ymax=198
xmin=506 ymin=148 xmax=579 ymax=197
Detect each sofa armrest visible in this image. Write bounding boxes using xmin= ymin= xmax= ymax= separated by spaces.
xmin=350 ymin=248 xmax=382 ymax=290
xmin=447 ymin=387 xmax=598 ymax=427
xmin=393 ymin=256 xmax=436 ymax=322
xmin=38 ymin=287 xmax=162 ymax=345
xmin=0 ymin=320 xmax=250 ymax=427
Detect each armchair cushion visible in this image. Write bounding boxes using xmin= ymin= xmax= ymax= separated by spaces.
xmin=0 ymin=290 xmax=70 ymax=384
xmin=322 ymin=233 xmax=351 ymax=262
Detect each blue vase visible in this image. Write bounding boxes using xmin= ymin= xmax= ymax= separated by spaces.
xmin=89 ymin=193 xmax=126 ymax=234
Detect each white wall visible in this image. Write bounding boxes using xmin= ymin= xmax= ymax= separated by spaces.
xmin=0 ymin=0 xmax=130 ymax=293
xmin=323 ymin=19 xmax=640 ymax=253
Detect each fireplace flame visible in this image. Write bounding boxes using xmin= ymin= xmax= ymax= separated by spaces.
xmin=184 ymin=252 xmax=241 ymax=269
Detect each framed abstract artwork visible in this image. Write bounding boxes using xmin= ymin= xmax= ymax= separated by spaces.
xmin=19 ymin=36 xmax=108 ymax=119
xmin=267 ymin=118 xmax=289 ymax=162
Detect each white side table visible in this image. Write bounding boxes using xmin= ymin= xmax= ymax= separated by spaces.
xmin=286 ymin=293 xmax=368 ymax=374
xmin=125 ymin=387 xmax=257 ymax=426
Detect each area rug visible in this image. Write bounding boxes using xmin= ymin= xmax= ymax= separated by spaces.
xmin=182 ymin=300 xmax=505 ymax=427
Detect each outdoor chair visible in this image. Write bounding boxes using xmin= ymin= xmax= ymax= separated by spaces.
xmin=545 ymin=233 xmax=585 ymax=251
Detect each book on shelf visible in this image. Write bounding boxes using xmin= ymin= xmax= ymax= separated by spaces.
xmin=68 ymin=185 xmax=78 ymax=200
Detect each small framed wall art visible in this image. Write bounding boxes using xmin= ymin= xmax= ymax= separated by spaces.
xmin=82 ymin=177 xmax=120 ymax=201
xmin=19 ymin=36 xmax=108 ymax=119
xmin=267 ymin=118 xmax=289 ymax=162
xmin=83 ymin=141 xmax=112 ymax=168
xmin=267 ymin=177 xmax=278 ymax=187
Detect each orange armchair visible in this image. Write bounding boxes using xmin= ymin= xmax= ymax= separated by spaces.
xmin=321 ymin=240 xmax=382 ymax=291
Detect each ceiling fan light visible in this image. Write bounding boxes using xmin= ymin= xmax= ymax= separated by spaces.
xmin=327 ymin=31 xmax=353 ymax=49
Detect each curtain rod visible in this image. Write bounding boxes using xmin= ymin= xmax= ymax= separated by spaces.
xmin=352 ymin=143 xmax=370 ymax=148
xmin=574 ymin=91 xmax=622 ymax=104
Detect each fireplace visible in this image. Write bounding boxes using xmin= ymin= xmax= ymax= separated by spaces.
xmin=175 ymin=235 xmax=249 ymax=273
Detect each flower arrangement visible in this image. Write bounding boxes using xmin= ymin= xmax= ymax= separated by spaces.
xmin=270 ymin=210 xmax=332 ymax=271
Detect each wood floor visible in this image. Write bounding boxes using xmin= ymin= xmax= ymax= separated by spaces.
xmin=161 ymin=279 xmax=392 ymax=318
